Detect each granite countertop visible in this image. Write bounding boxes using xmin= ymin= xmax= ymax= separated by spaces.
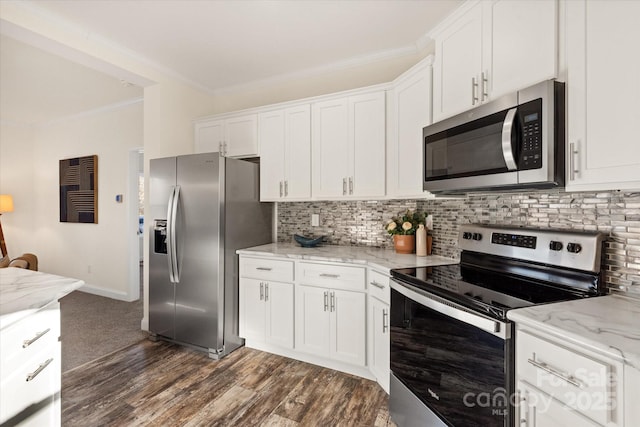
xmin=0 ymin=267 xmax=84 ymax=330
xmin=236 ymin=243 xmax=458 ymax=274
xmin=508 ymin=294 xmax=640 ymax=369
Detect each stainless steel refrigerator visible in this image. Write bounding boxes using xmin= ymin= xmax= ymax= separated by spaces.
xmin=149 ymin=152 xmax=273 ymax=358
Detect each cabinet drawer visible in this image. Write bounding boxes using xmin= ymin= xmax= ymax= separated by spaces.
xmin=297 ymin=262 xmax=365 ymax=291
xmin=368 ymin=269 xmax=390 ymax=304
xmin=1 ymin=302 xmax=60 ymax=377
xmin=0 ymin=343 xmax=60 ymax=425
xmin=517 ymin=330 xmax=615 ymax=426
xmin=240 ymin=257 xmax=294 ymax=282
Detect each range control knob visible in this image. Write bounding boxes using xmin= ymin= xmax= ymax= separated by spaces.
xmin=567 ymin=243 xmax=582 ymax=254
xmin=462 ymin=232 xmax=473 ymax=240
xmin=549 ymin=241 xmax=563 ymax=251
xmin=472 ymin=233 xmax=483 ymax=241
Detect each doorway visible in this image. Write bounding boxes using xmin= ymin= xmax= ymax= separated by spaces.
xmin=127 ymin=148 xmax=144 ymax=301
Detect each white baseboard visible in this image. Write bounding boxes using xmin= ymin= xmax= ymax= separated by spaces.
xmin=77 ymin=284 xmax=136 ymax=302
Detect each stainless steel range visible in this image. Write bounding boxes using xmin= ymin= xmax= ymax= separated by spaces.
xmin=389 ymin=224 xmax=605 ymax=427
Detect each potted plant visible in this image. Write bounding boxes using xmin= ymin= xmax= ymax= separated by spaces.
xmin=384 ymin=210 xmax=426 ymax=254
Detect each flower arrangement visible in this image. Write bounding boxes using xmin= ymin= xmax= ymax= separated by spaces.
xmin=384 ymin=209 xmax=427 ymax=236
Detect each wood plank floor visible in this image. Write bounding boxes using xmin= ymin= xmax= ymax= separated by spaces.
xmin=62 ymin=340 xmax=396 ymax=426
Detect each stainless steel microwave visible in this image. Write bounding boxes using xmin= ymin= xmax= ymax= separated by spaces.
xmin=423 ymin=80 xmax=565 ymax=194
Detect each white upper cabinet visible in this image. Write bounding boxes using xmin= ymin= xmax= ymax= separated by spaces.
xmin=259 ymin=105 xmax=311 ymax=201
xmin=387 ymin=57 xmax=433 ymax=198
xmin=433 ymin=2 xmax=484 ymax=122
xmin=194 ymin=113 xmax=258 ymax=158
xmin=485 ymin=0 xmax=557 ymax=100
xmin=432 ymin=0 xmax=557 ymax=122
xmin=565 ymin=0 xmax=640 ymax=191
xmin=312 ymin=91 xmax=386 ymax=199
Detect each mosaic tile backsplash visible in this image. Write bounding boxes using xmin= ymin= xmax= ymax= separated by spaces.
xmin=277 ymin=190 xmax=640 ymax=295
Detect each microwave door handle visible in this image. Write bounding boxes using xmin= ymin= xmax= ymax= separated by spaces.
xmin=501 ymin=107 xmax=518 ymax=171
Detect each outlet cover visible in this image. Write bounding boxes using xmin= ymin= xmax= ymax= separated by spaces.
xmin=311 ymin=214 xmax=320 ymax=227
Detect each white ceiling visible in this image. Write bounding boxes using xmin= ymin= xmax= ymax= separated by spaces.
xmin=0 ymin=0 xmax=463 ymax=125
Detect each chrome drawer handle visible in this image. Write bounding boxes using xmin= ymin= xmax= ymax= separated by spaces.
xmin=370 ymin=281 xmax=385 ymax=290
xmin=26 ymin=358 xmax=53 ymax=382
xmin=527 ymin=358 xmax=585 ymax=389
xmin=382 ymin=308 xmax=389 ymax=333
xmin=256 ymin=267 xmax=273 ymax=271
xmin=319 ymin=273 xmax=339 ymax=279
xmin=23 ymin=328 xmax=51 ymax=348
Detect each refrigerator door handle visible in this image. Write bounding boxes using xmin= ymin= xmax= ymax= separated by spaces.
xmin=169 ymin=185 xmax=182 ymax=283
xmin=166 ymin=186 xmax=177 ymax=283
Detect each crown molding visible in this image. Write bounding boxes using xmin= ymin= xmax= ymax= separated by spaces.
xmin=37 ymin=97 xmax=143 ymax=128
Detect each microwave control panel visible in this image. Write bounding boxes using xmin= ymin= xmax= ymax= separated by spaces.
xmin=519 ymin=98 xmax=543 ymax=170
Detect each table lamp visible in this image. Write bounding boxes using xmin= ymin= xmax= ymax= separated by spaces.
xmin=0 ymin=194 xmax=14 ymax=258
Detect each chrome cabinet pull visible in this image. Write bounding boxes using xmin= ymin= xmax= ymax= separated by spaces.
xmin=370 ymin=281 xmax=385 ymax=290
xmin=259 ymin=282 xmax=264 ymax=301
xmin=23 ymin=328 xmax=51 ymax=348
xmin=382 ymin=308 xmax=389 ymax=333
xmin=256 ymin=267 xmax=273 ymax=271
xmin=218 ymin=141 xmax=223 ymax=154
xmin=324 ymin=291 xmax=329 ymax=312
xmin=342 ymin=178 xmax=347 ymax=195
xmin=284 ymin=180 xmax=288 ymax=197
xmin=265 ymin=283 xmax=269 ymax=301
xmin=348 ymin=177 xmax=353 ymax=194
xmin=527 ymin=358 xmax=585 ymax=389
xmin=319 ymin=273 xmax=339 ymax=279
xmin=26 ymin=358 xmax=53 ymax=382
xmin=481 ymin=71 xmax=488 ymax=102
xmin=569 ymin=142 xmax=579 ymax=181
xmin=330 ymin=292 xmax=335 ymax=312
xmin=279 ymin=181 xmax=283 ymax=197
xmin=472 ymin=77 xmax=479 ymax=105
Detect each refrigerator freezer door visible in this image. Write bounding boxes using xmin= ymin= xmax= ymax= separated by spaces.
xmin=174 ymin=153 xmax=223 ymax=351
xmin=149 ymin=156 xmax=177 ymax=340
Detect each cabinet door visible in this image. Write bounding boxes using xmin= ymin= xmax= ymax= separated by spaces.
xmin=284 ymin=105 xmax=312 ymax=199
xmin=330 ymin=289 xmax=366 ymax=366
xmin=224 ymin=114 xmax=258 ymax=158
xmin=239 ymin=278 xmax=266 ymax=342
xmin=295 ymin=285 xmax=330 ymax=357
xmin=518 ymin=381 xmax=600 ymax=427
xmin=433 ymin=2 xmax=483 ymax=122
xmin=258 ymin=110 xmax=286 ymax=201
xmin=349 ymin=92 xmax=386 ymax=198
xmin=265 ymin=281 xmax=294 ymax=349
xmin=369 ymin=297 xmax=390 ymax=392
xmin=312 ymin=98 xmax=349 ymax=198
xmin=566 ymin=0 xmax=640 ymax=191
xmin=485 ymin=0 xmax=557 ymax=99
xmin=388 ymin=62 xmax=432 ymax=197
xmin=194 ymin=119 xmax=223 ymax=154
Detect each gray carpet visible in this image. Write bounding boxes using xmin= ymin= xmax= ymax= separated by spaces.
xmin=60 ymin=275 xmax=146 ymax=372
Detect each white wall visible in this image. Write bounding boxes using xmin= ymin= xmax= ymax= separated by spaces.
xmin=29 ymin=102 xmax=143 ymax=299
xmin=0 ymin=122 xmax=36 ymax=257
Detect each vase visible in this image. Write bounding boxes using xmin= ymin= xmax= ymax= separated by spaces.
xmin=393 ymin=235 xmax=415 ymax=254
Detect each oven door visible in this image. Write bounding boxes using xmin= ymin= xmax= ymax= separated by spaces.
xmin=389 ymin=280 xmax=513 ymax=427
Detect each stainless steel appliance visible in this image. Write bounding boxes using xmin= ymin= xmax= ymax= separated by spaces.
xmin=423 ymin=80 xmax=565 ymax=193
xmin=389 ymin=224 xmax=604 ymax=427
xmin=149 ymin=153 xmax=272 ymax=358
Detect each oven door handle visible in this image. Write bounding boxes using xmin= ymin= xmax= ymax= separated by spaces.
xmin=391 ymin=280 xmax=507 ymax=339
xmin=501 ymin=107 xmax=518 ymax=171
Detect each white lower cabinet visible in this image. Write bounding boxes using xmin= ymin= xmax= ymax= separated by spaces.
xmin=295 ymin=284 xmax=366 ymax=367
xmin=515 ymin=327 xmax=624 ymax=426
xmin=0 ymin=301 xmax=61 ymax=426
xmin=369 ymin=296 xmax=390 ymax=393
xmin=239 ymin=278 xmax=294 ymax=349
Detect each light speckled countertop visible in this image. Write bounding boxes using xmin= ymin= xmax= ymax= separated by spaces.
xmin=236 ymin=243 xmax=457 ymax=274
xmin=1 ymin=267 xmax=84 ymax=330
xmin=508 ymin=294 xmax=640 ymax=369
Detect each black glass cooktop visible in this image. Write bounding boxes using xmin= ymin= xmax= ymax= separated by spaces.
xmin=391 ymin=254 xmax=602 ymax=321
